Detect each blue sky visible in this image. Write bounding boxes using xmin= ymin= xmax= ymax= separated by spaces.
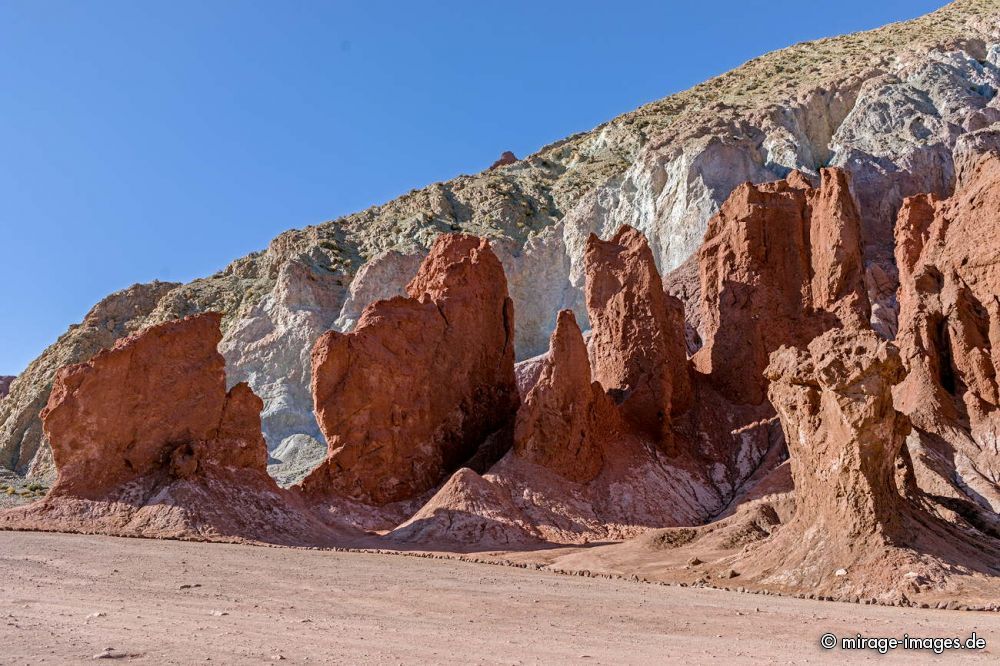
xmin=0 ymin=0 xmax=945 ymax=375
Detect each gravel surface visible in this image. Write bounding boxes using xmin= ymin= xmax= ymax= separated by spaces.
xmin=1 ymin=531 xmax=998 ymax=664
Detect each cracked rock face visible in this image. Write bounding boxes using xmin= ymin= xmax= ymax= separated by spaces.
xmin=0 ymin=377 xmax=13 ymax=399
xmin=830 ymin=44 xmax=1000 ymax=337
xmin=733 ymin=326 xmax=1000 ymax=599
xmin=765 ymin=328 xmax=910 ymax=542
xmin=301 ymin=234 xmax=519 ymax=505
xmin=694 ymin=168 xmax=869 ymax=406
xmin=894 ymin=145 xmax=1000 ymax=511
xmin=391 ymin=225 xmax=779 ymax=546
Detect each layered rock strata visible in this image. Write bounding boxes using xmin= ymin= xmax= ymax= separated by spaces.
xmin=724 ymin=327 xmax=1000 ymax=599
xmin=394 ymin=224 xmax=776 ymax=546
xmin=765 ymin=329 xmax=911 ymax=548
xmin=6 ymin=5 xmax=1000 ymax=483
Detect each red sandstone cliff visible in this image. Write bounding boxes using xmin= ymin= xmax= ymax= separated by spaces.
xmin=301 ymin=234 xmax=519 ymax=505
xmin=694 ymin=168 xmax=870 ymax=405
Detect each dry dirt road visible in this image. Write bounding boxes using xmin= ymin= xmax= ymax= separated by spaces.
xmin=1 ymin=531 xmax=998 ymax=664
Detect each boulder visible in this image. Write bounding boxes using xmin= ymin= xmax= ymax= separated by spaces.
xmin=302 ymin=234 xmax=519 ymax=505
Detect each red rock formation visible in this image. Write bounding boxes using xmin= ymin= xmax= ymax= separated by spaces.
xmin=584 ymin=226 xmax=692 ymax=443
xmin=40 ymin=313 xmax=267 ymax=498
xmin=765 ymin=329 xmax=910 ymax=543
xmin=0 ymin=376 xmax=13 ymax=399
xmin=694 ymin=168 xmax=870 ymax=405
xmin=513 ymin=310 xmax=615 ymax=483
xmin=302 ymin=234 xmax=519 ymax=505
xmin=894 ymin=152 xmax=1000 ymax=510
xmin=488 ymin=151 xmax=518 ymax=170
xmin=719 ymin=327 xmax=1000 ymax=599
xmin=0 ymin=313 xmax=338 ymax=545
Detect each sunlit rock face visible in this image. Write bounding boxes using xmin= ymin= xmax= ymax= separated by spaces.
xmin=301 ymin=234 xmax=519 ymax=506
xmin=512 ymin=310 xmax=614 ymax=484
xmin=0 ymin=313 xmax=341 ymax=545
xmin=584 ymin=226 xmax=691 ymax=442
xmin=694 ymin=168 xmax=869 ymax=406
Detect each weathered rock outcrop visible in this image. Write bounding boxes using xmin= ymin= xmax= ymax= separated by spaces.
xmin=513 ymin=311 xmax=614 ymax=483
xmin=41 ymin=313 xmax=260 ymax=498
xmin=717 ymin=327 xmax=1000 ymax=599
xmin=765 ymin=329 xmax=910 ymax=546
xmin=894 ymin=145 xmax=1000 ymax=512
xmin=585 ymin=226 xmax=692 ymax=442
xmin=0 ymin=313 xmax=341 ymax=545
xmin=694 ymin=168 xmax=869 ymax=405
xmin=0 ymin=281 xmax=179 ymax=477
xmin=0 ymin=377 xmax=13 ymax=399
xmin=401 ymin=226 xmax=769 ymax=546
xmin=301 ymin=234 xmax=519 ymax=505
xmin=3 ymin=5 xmax=1000 ymax=606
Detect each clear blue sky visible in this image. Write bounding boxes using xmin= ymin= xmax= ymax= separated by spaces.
xmin=0 ymin=0 xmax=945 ymax=375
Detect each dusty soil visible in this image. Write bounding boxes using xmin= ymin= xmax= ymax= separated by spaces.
xmin=1 ymin=532 xmax=998 ymax=664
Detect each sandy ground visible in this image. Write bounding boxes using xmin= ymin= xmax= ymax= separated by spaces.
xmin=1 ymin=532 xmax=998 ymax=664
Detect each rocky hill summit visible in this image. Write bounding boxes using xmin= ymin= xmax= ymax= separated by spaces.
xmin=3 ymin=0 xmax=1000 ymax=501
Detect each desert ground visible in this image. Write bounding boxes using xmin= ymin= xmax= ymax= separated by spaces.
xmin=1 ymin=532 xmax=996 ymax=664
